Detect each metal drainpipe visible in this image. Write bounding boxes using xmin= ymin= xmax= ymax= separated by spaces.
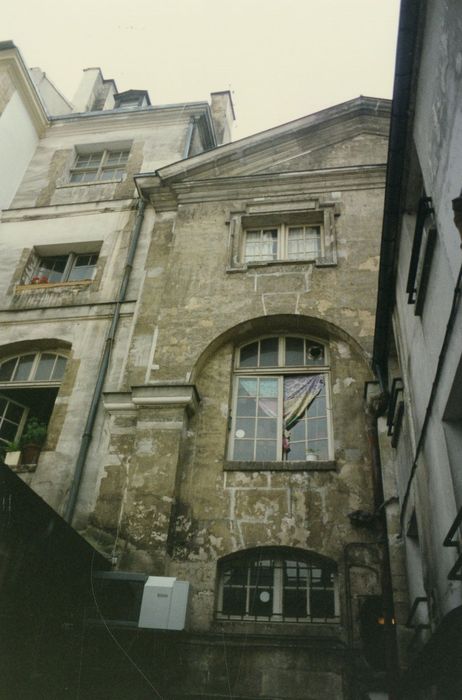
xmin=365 ymin=393 xmax=400 ymax=700
xmin=64 ymin=197 xmax=146 ymax=524
xmin=183 ymin=117 xmax=195 ymax=159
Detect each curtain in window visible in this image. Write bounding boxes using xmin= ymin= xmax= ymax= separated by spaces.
xmin=283 ymin=375 xmax=324 ymax=452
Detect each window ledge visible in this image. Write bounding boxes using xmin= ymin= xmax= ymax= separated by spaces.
xmin=15 ymin=280 xmax=93 ymax=293
xmin=56 ymin=178 xmax=124 ymax=189
xmin=226 ymin=258 xmax=336 ymax=273
xmin=224 ymin=460 xmax=336 ymax=472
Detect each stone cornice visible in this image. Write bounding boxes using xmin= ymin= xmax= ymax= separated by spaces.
xmin=136 ymin=164 xmax=387 ymax=210
xmin=0 ymin=198 xmax=134 ymax=223
xmin=148 ymin=96 xmax=391 ymax=184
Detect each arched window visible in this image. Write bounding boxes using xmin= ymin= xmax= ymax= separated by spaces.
xmin=0 ymin=351 xmax=67 ymax=448
xmin=229 ymin=336 xmax=331 ymax=462
xmin=216 ymin=548 xmax=338 ymax=622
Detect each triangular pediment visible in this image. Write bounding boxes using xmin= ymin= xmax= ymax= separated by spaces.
xmin=155 ymin=96 xmax=390 ymax=183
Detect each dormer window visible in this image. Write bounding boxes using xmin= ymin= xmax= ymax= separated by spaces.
xmin=113 ymin=90 xmax=151 ymax=110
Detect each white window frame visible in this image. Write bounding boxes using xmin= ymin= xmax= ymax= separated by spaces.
xmin=69 ymin=149 xmax=129 ymax=184
xmin=0 ymin=351 xmax=68 ymax=449
xmin=0 ymin=394 xmax=29 ymax=447
xmin=229 ymin=336 xmax=333 ymax=462
xmin=0 ymin=352 xmax=68 ymax=388
xmin=32 ymin=252 xmax=98 ymax=284
xmin=243 ymin=223 xmax=323 ymax=264
xmin=216 ymin=550 xmax=339 ymax=623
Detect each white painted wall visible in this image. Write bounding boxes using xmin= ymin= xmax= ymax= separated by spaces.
xmin=0 ymin=90 xmax=39 ymax=210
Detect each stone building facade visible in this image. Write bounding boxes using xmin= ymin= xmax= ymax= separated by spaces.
xmin=373 ymin=1 xmax=462 ymax=697
xmin=0 ymin=42 xmax=404 ymax=699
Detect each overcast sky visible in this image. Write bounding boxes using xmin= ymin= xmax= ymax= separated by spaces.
xmin=4 ymin=0 xmax=401 ymax=140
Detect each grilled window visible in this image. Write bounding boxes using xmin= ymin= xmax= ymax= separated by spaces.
xmin=217 ymin=549 xmax=338 ymax=622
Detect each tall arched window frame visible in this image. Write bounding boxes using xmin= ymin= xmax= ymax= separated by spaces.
xmin=229 ymin=336 xmax=332 ymax=462
xmin=0 ymin=351 xmax=67 ymax=448
xmin=216 ymin=547 xmax=339 ymax=623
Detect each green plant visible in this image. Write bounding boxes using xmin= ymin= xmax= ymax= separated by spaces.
xmin=20 ymin=417 xmax=47 ymax=446
xmin=5 ymin=440 xmax=21 ymax=452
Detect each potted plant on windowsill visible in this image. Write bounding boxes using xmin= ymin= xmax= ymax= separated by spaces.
xmin=3 ymin=441 xmax=22 ymax=467
xmin=19 ymin=418 xmax=47 ymax=467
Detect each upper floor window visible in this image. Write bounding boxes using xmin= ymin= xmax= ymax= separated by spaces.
xmin=32 ymin=252 xmax=98 ymax=284
xmin=229 ymin=336 xmax=331 ymax=462
xmin=244 ymin=224 xmax=322 ymax=263
xmin=216 ymin=548 xmax=338 ymax=622
xmin=69 ymin=149 xmax=129 ymax=183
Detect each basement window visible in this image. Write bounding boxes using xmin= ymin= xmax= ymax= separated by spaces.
xmin=69 ymin=149 xmax=129 ymax=183
xmin=216 ymin=548 xmax=338 ymax=622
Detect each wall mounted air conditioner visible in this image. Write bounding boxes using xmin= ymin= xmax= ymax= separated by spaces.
xmin=89 ymin=571 xmax=190 ymax=630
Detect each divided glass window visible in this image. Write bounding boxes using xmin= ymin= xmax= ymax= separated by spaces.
xmin=230 ymin=337 xmax=330 ymax=461
xmin=218 ymin=549 xmax=338 ymax=622
xmin=244 ymin=225 xmax=321 ymax=263
xmin=70 ymin=149 xmax=129 ymax=183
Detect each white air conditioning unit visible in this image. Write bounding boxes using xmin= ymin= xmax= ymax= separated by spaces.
xmin=139 ymin=576 xmax=190 ymax=630
xmin=90 ymin=572 xmax=190 ymax=630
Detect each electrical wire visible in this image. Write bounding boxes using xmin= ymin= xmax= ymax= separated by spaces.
xmin=89 ymin=551 xmax=165 ymax=699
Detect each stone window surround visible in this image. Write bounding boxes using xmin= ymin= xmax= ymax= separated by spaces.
xmin=53 ymin=139 xmax=133 ymax=189
xmin=13 ymin=240 xmax=104 ymax=294
xmin=226 ymin=198 xmax=339 ymax=271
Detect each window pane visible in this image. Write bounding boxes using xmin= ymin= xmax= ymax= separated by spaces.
xmin=233 ymin=440 xmax=254 ymax=460
xmin=236 ymin=397 xmax=257 ymax=416
xmin=106 ymin=150 xmax=129 ymax=165
xmin=223 ymin=562 xmax=247 ymax=586
xmin=0 ymin=398 xmax=6 ymax=416
xmin=257 ymin=398 xmax=277 ymax=417
xmin=5 ymin=401 xmax=24 ymax=424
xmin=238 ymin=378 xmax=257 ymax=396
xmin=75 ymin=153 xmax=102 ymax=167
xmin=14 ymin=355 xmax=35 ymax=381
xmin=0 ymin=420 xmax=17 ymax=442
xmin=255 ymin=440 xmax=277 ymax=460
xmin=259 ymin=378 xmax=278 ymax=397
xmin=34 ymin=353 xmax=56 ymax=381
xmin=306 ymin=343 xmax=325 ymax=365
xmin=68 ymin=254 xmax=98 ymax=281
xmin=222 ymin=587 xmax=247 ymax=616
xmin=235 ymin=417 xmax=255 ymax=439
xmin=0 ymin=358 xmax=17 ymax=381
xmin=52 ymin=356 xmax=67 ymax=380
xmin=259 ymin=337 xmax=278 ymax=366
xmin=240 ymin=342 xmax=258 ymax=367
xmin=100 ymin=168 xmax=123 ymax=181
xmin=244 ymin=229 xmax=277 ymax=262
xmin=37 ymin=256 xmax=67 ymax=283
xmin=256 ymin=418 xmax=277 ymax=438
xmin=287 ymin=226 xmax=320 ymax=260
xmin=285 ymin=337 xmax=304 ymax=366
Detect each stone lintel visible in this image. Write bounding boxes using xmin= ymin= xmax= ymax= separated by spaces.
xmin=104 ymin=384 xmax=200 ymax=415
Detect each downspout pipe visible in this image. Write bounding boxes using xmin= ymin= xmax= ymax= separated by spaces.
xmin=64 ymin=197 xmax=146 ymax=524
xmin=365 ymin=387 xmax=400 ymax=699
xmin=183 ymin=117 xmax=195 ymax=159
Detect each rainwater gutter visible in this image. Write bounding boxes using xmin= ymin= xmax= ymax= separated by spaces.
xmin=64 ymin=197 xmax=147 ymax=524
